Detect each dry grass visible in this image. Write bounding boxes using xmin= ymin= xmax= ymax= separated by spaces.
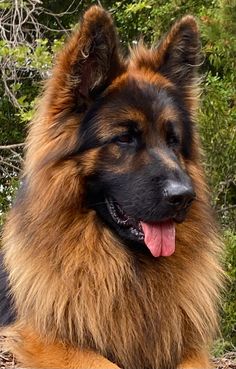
xmin=212 ymin=352 xmax=236 ymax=369
xmin=0 ymin=349 xmax=15 ymax=369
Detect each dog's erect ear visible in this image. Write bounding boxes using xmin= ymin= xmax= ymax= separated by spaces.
xmin=156 ymin=16 xmax=200 ymax=87
xmin=133 ymin=16 xmax=200 ymax=90
xmin=47 ymin=6 xmax=123 ymax=116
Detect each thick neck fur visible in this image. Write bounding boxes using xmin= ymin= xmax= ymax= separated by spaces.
xmin=3 ymin=159 xmax=223 ymax=369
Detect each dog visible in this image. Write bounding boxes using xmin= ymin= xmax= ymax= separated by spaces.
xmin=0 ymin=6 xmax=223 ymax=369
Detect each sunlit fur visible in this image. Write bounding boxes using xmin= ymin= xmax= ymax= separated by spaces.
xmin=1 ymin=6 xmax=224 ymax=369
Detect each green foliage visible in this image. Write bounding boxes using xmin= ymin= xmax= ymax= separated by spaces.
xmin=199 ymin=0 xmax=236 ymax=230
xmin=221 ymin=231 xmax=236 ymax=346
xmin=0 ymin=0 xmax=235 ymax=352
xmin=213 ymin=229 xmax=236 ymax=354
xmin=0 ymin=177 xmax=18 ymax=228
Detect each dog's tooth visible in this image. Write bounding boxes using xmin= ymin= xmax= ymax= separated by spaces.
xmin=107 ymin=197 xmax=144 ymax=241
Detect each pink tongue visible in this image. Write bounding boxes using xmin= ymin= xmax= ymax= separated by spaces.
xmin=140 ymin=221 xmax=175 ymax=257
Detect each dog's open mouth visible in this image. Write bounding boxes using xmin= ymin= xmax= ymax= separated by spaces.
xmin=105 ymin=197 xmax=144 ymax=241
xmin=106 ymin=197 xmax=176 ymax=257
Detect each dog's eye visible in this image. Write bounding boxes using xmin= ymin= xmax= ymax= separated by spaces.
xmin=165 ymin=121 xmax=180 ymax=148
xmin=167 ymin=134 xmax=179 ymax=147
xmin=116 ymin=133 xmax=136 ymax=145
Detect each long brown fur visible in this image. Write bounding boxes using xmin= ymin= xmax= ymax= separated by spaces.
xmin=1 ymin=6 xmax=223 ymax=369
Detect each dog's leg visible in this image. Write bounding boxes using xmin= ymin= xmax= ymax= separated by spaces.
xmin=1 ymin=325 xmax=120 ymax=369
xmin=178 ymin=351 xmax=213 ymax=369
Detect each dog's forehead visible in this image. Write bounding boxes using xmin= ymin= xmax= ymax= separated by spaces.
xmin=81 ymin=70 xmax=181 ymax=143
xmin=107 ymin=70 xmax=173 ymax=104
xmin=101 ymin=72 xmax=179 ymax=127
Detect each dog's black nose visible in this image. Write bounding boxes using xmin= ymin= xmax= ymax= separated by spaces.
xmin=164 ymin=181 xmax=195 ymax=209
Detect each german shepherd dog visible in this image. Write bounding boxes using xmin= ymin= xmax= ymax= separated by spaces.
xmin=0 ymin=6 xmax=223 ymax=369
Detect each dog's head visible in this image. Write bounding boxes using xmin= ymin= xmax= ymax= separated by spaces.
xmin=28 ymin=6 xmax=201 ymax=257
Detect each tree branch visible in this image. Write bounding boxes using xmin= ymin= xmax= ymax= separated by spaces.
xmin=0 ymin=143 xmax=25 ymax=149
xmin=217 ymin=204 xmax=236 ymax=213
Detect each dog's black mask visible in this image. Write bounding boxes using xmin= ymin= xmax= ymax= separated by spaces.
xmin=86 ymin=161 xmax=195 ymax=248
